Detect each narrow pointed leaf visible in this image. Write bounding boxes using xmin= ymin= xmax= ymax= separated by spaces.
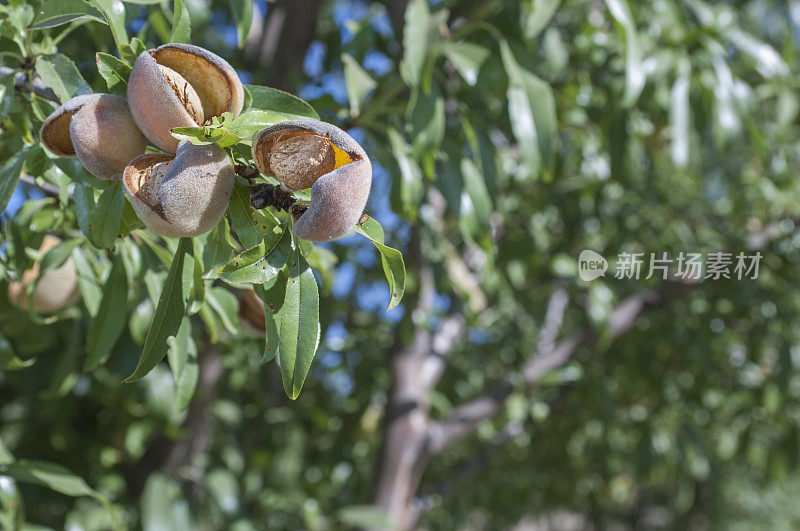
xmin=30 ymin=0 xmax=106 ymax=29
xmin=442 ymin=42 xmax=489 ymax=86
xmin=218 ymin=226 xmax=287 ymax=284
xmin=171 ymin=0 xmax=190 ymax=43
xmin=96 ymin=52 xmax=131 ymax=90
xmin=35 ymin=54 xmax=91 ymax=102
xmin=255 ymin=270 xmax=287 ymax=364
xmin=84 ymin=256 xmax=127 ymax=370
xmin=0 ymin=147 xmax=30 ymax=213
xmin=343 ymin=53 xmax=376 ymax=117
xmin=124 ymin=238 xmax=193 ymax=383
xmin=279 ymin=249 xmax=319 ymax=399
xmin=605 ymin=0 xmax=645 ymax=106
xmin=354 ymin=216 xmax=406 ymax=310
xmin=167 ymin=317 xmax=198 ymax=412
xmin=87 ymin=180 xmax=124 ymax=249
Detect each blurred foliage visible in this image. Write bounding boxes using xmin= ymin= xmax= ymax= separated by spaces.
xmin=2 ymin=0 xmax=800 ymax=529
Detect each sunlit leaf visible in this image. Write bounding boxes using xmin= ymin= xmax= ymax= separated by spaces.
xmin=524 ymin=0 xmax=561 ymax=40
xmin=442 ymin=41 xmax=489 ymax=86
xmin=229 ymin=0 xmax=253 ymax=48
xmin=30 ymin=0 xmax=105 ymax=29
xmin=605 ymin=0 xmax=645 ymax=106
xmin=342 ymin=53 xmax=376 ymax=117
xmin=500 ymin=40 xmax=557 ymax=179
xmin=87 ymin=0 xmax=128 ymax=48
xmin=171 ymin=0 xmax=190 ymax=43
xmin=400 ymin=0 xmax=432 ymax=87
xmin=670 ymin=65 xmax=691 ymax=167
xmin=35 ymin=54 xmax=91 ymax=102
xmin=355 ymin=216 xmax=406 ymax=310
xmin=244 ymin=84 xmax=318 ymax=119
xmin=96 ymin=52 xmax=131 ymax=91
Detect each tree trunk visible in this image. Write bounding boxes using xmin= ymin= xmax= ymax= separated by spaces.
xmin=373 ymin=334 xmax=431 ymax=529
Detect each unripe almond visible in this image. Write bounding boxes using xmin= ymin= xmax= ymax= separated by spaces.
xmin=39 ymin=94 xmax=147 ymax=180
xmin=123 ymin=141 xmax=234 ymax=238
xmin=7 ymin=235 xmax=80 ymax=313
xmin=252 ymin=120 xmax=372 ymax=242
xmin=128 ymin=43 xmax=244 ymax=153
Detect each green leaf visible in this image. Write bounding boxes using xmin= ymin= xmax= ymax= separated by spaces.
xmin=442 ymin=41 xmax=489 ymax=86
xmin=167 ymin=317 xmax=198 ymax=413
xmin=400 ymin=0 xmax=432 ymax=87
xmin=0 ymin=75 xmax=15 ymax=118
xmin=119 ymin=37 xmax=146 ymax=64
xmin=342 ymin=53 xmax=376 ymax=117
xmin=337 ymin=505 xmax=394 ymax=529
xmin=72 ymin=246 xmax=103 ymax=315
xmin=55 ymin=158 xmax=106 ymax=189
xmin=84 ymin=256 xmax=127 ymax=370
xmin=201 ymin=217 xmax=233 ymax=279
xmin=255 ymin=270 xmax=287 ymax=364
xmin=279 ymin=248 xmax=319 ymax=399
xmin=124 ymin=238 xmax=193 ymax=383
xmin=0 ymin=146 xmax=30 ymax=213
xmin=244 ymin=84 xmax=318 ymax=119
xmin=605 ymin=0 xmax=645 ymax=106
xmin=0 ymin=331 xmax=34 ymax=370
xmin=218 ymin=226 xmax=287 ymax=285
xmin=171 ymin=0 xmax=190 ymax=43
xmin=500 ymin=40 xmax=557 ymax=179
xmin=226 ymin=110 xmax=290 ymax=140
xmin=30 ymin=0 xmax=106 ymax=29
xmin=87 ymin=0 xmax=128 ymax=48
xmin=460 ymin=158 xmax=491 ymax=226
xmin=0 ymin=460 xmax=109 ymax=506
xmin=407 ymin=86 xmax=445 ymax=156
xmin=141 ymin=474 xmax=197 ymax=530
xmin=96 ymin=52 xmax=131 ymax=90
xmin=670 ymin=64 xmax=691 ymax=167
xmin=30 ymin=93 xmax=58 ymax=122
xmin=204 ymin=286 xmax=240 ymax=335
xmin=387 ymin=129 xmax=423 ymax=215
xmin=355 ymin=216 xmax=406 ymax=310
xmin=87 ymin=180 xmax=125 ymax=249
xmin=229 ymin=0 xmax=253 ymax=48
xmin=524 ymin=0 xmax=562 ymax=40
xmin=41 ymin=238 xmax=83 ymax=270
xmin=35 ymin=54 xmax=91 ymax=103
xmin=171 ymin=125 xmax=243 ymax=148
xmin=227 ymin=183 xmax=279 ymax=249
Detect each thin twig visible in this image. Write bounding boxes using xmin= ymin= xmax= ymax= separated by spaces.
xmin=0 ymin=66 xmax=58 ymax=102
xmin=20 ymin=174 xmax=61 ymax=199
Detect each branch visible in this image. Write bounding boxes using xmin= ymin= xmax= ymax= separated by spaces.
xmin=20 ymin=174 xmax=61 ymax=199
xmin=0 ymin=66 xmax=58 ymax=102
xmin=426 ymin=283 xmax=692 ymax=455
xmin=245 ymin=0 xmax=323 ymax=91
